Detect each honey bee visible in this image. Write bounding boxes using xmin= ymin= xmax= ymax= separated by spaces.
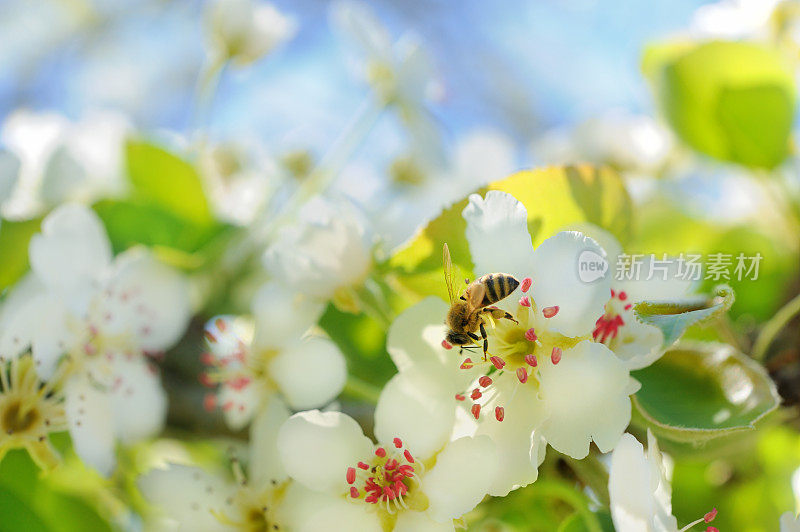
xmin=443 ymin=243 xmax=519 ymax=356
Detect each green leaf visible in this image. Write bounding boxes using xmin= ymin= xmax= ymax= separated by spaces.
xmin=126 ymin=140 xmax=215 ymax=226
xmin=644 ymin=40 xmax=796 ymax=168
xmin=634 ymin=284 xmax=734 ymax=347
xmin=0 ymin=217 xmax=42 ymax=292
xmin=389 ymin=165 xmax=631 ymax=302
xmin=0 ymin=449 xmax=112 ymax=532
xmin=319 ymin=303 xmax=397 ymax=390
xmin=632 ymin=342 xmax=780 ymax=443
xmin=93 ymin=199 xmax=232 ymax=261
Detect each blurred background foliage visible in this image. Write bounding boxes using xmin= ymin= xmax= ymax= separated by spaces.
xmin=1 ymin=0 xmax=800 ymax=531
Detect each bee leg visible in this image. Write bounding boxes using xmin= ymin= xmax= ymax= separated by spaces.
xmin=479 ymin=321 xmax=488 ymax=359
xmin=483 ymin=307 xmax=519 ymax=325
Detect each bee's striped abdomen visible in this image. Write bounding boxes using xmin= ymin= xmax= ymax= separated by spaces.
xmin=477 ymin=273 xmax=519 ymax=307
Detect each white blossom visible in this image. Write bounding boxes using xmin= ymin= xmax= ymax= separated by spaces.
xmin=531 ymin=112 xmax=674 ymax=177
xmin=572 ymin=223 xmax=697 ymax=370
xmin=277 ymin=386 xmax=498 ymax=532
xmin=0 ymin=204 xmax=191 ymax=474
xmin=205 ymin=0 xmax=297 ymax=66
xmin=0 ymin=110 xmax=130 ymax=218
xmin=609 ymin=431 xmax=718 ymax=532
xmin=263 ymin=197 xmax=373 ymax=306
xmin=201 ymin=281 xmax=346 ymax=430
xmin=139 ymin=399 xmax=292 ymax=531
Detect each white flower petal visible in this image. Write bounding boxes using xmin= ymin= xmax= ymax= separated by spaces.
xmin=563 ymin=222 xmax=623 ymax=265
xmin=269 ymin=336 xmax=346 ymax=410
xmin=0 ymin=287 xmax=73 ymax=379
xmin=329 ymin=0 xmax=393 ymax=61
xmin=219 ymin=379 xmax=268 ymax=431
xmin=609 ymin=432 xmax=678 ymax=532
xmin=538 ymin=340 xmax=633 ymax=459
xmin=98 ymin=250 xmax=191 ymax=352
xmin=252 ymin=281 xmax=325 ymax=350
xmin=138 ymin=464 xmax=236 ymax=532
xmin=29 ymin=295 xmax=75 ymax=380
xmin=475 ymin=377 xmax=548 ymax=496
xmin=422 ymin=435 xmax=498 ymax=522
xmin=611 ymin=316 xmax=665 ymax=370
xmin=386 ymin=297 xmax=476 ymax=392
xmin=29 ymin=203 xmax=111 ymax=306
xmin=463 ymin=191 xmax=535 ymax=280
xmin=64 ymin=372 xmax=116 ymax=476
xmin=530 ymin=231 xmax=611 ymax=337
xmin=0 ymin=148 xmax=20 ymax=204
xmin=374 ymin=370 xmax=455 ymax=461
xmin=248 ymin=395 xmax=291 ymax=487
xmin=277 ymin=410 xmax=373 ymax=494
xmin=781 ymin=512 xmax=800 ymax=532
xmin=263 ymin=198 xmax=371 ymax=298
xmin=278 ymin=483 xmax=382 ymax=532
xmin=394 ymin=511 xmax=455 ymax=532
xmin=108 ymin=354 xmax=167 ymax=444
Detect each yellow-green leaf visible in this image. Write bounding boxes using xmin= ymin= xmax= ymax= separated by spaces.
xmin=388 ymin=165 xmax=631 ymax=302
xmin=0 ymin=217 xmax=42 ymax=292
xmin=126 ymin=140 xmax=215 ymax=227
xmin=644 ymin=40 xmax=796 ymax=168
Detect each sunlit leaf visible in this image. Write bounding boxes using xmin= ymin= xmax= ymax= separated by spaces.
xmin=0 ymin=217 xmax=42 ymax=292
xmin=632 ymin=342 xmax=780 ymax=443
xmin=126 ymin=140 xmax=215 ymax=226
xmin=389 ymin=165 xmax=631 ymax=302
xmin=634 ymin=284 xmax=734 ymax=347
xmin=93 ymin=199 xmax=232 ymax=263
xmin=643 ymin=40 xmax=796 ymax=168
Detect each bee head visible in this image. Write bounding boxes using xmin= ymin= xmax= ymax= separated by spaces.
xmin=445 ymin=331 xmax=472 ymax=346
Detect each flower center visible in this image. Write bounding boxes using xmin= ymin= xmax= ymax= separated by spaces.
xmin=593 ymin=289 xmax=631 ymax=345
xmin=449 ymin=277 xmax=577 ymax=422
xmin=1 ymin=400 xmax=39 ymax=433
xmin=201 ymin=317 xmax=275 ymax=414
xmin=213 ymin=458 xmax=285 ymax=531
xmin=0 ymin=356 xmax=68 ymax=446
xmin=346 ymin=437 xmax=422 ymax=513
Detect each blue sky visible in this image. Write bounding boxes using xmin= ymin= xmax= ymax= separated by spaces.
xmin=0 ymin=0 xmax=712 ymax=148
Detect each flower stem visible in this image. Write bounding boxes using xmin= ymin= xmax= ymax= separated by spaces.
xmin=193 ymin=55 xmax=227 ymax=135
xmin=752 ymin=292 xmax=800 ymax=362
xmin=342 ymin=375 xmax=383 ymax=404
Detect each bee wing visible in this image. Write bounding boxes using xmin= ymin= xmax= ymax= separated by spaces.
xmin=467 ymin=282 xmax=485 ymax=308
xmin=443 ymin=243 xmax=457 ymax=304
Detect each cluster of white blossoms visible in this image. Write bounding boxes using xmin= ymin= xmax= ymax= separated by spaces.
xmin=3 ymin=0 xmax=792 ymax=529
xmin=130 ymin=186 xmax=727 ymax=531
xmin=373 ymin=190 xmax=696 ymax=498
xmin=0 ymin=203 xmax=191 ymax=474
